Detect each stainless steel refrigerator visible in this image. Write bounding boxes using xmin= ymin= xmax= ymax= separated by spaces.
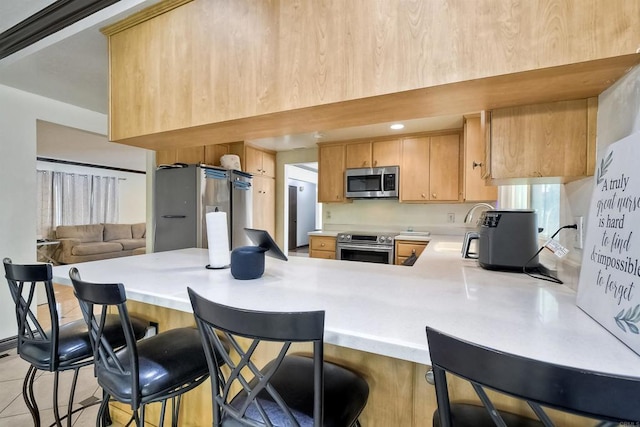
xmin=154 ymin=164 xmax=253 ymax=252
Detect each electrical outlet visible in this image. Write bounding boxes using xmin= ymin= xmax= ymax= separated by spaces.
xmin=574 ymin=216 xmax=584 ymax=249
xmin=326 ymin=210 xmax=331 ymax=219
xmin=447 ymin=213 xmax=455 ymax=223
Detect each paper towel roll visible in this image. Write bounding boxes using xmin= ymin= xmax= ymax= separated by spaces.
xmin=206 ymin=211 xmax=230 ymax=268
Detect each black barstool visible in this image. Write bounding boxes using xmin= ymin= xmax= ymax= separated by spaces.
xmin=3 ymin=258 xmax=148 ymax=427
xmin=426 ymin=326 xmax=640 ymax=426
xmin=69 ymin=268 xmax=215 ymax=426
xmin=188 ymin=287 xmax=370 ymax=427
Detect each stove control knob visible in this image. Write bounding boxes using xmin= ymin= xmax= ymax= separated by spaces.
xmin=346 ymin=234 xmax=351 ymax=240
xmin=379 ymin=236 xmax=386 ymax=243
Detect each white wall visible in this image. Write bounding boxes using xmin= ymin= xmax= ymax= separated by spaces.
xmin=0 ymin=83 xmax=107 ymax=340
xmin=559 ymin=65 xmax=640 ymax=287
xmin=323 ymin=200 xmax=481 ymax=235
xmin=36 ymin=160 xmax=146 ymax=224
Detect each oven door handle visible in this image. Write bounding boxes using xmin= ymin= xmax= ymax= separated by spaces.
xmin=337 ymin=244 xmax=393 ymax=252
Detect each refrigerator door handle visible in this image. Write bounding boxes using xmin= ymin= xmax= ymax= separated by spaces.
xmin=161 ymin=215 xmax=187 ymax=218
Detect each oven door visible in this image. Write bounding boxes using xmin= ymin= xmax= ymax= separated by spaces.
xmin=337 ymin=243 xmax=393 ymax=264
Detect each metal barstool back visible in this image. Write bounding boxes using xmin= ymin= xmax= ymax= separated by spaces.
xmin=188 ymin=287 xmax=370 ymax=427
xmin=70 ymin=268 xmax=211 ymax=427
xmin=3 ymin=257 xmax=146 ymax=427
xmin=426 ymin=326 xmax=640 ymax=426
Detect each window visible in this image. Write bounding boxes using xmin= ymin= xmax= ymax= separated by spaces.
xmin=498 ymin=183 xmax=560 ymax=239
xmin=530 ymin=184 xmax=560 ymax=238
xmin=37 ymin=170 xmax=119 ymax=239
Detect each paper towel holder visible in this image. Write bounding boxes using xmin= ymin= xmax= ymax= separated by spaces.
xmin=205 ymin=207 xmax=231 ymax=269
xmin=205 ymin=263 xmax=230 ymax=270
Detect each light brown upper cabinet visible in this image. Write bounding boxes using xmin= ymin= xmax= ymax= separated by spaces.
xmin=252 ymin=176 xmax=275 ymax=237
xmin=463 ymin=115 xmax=497 ymax=201
xmin=155 ymin=146 xmax=205 ymax=167
xmin=204 ymin=144 xmax=230 ymax=167
xmin=345 ymin=139 xmax=401 ymax=169
xmin=318 ymin=144 xmax=346 ymax=203
xmin=401 ymin=134 xmax=461 ymax=202
xmin=489 ymin=98 xmax=596 ymax=182
xmin=245 ymin=146 xmax=276 ymax=178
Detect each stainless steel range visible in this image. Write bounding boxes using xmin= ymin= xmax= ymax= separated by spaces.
xmin=336 ymin=231 xmax=397 ymax=264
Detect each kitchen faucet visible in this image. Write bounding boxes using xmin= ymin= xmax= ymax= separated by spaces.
xmin=463 ymin=203 xmax=495 ymax=224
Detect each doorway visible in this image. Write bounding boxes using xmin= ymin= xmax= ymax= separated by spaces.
xmin=288 ymin=185 xmax=298 ymax=250
xmin=284 ymin=163 xmax=319 ymax=256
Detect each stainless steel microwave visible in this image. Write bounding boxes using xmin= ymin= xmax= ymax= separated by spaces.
xmin=345 ymin=166 xmax=399 ymax=199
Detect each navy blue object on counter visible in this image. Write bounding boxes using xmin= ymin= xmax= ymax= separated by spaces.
xmin=231 ymin=246 xmax=268 ymax=280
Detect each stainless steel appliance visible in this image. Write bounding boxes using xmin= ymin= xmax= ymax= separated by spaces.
xmin=336 ymin=231 xmax=397 ymax=264
xmin=345 ymin=166 xmax=399 ymax=199
xmin=463 ymin=209 xmax=540 ymax=271
xmin=154 ymin=164 xmax=253 ymax=252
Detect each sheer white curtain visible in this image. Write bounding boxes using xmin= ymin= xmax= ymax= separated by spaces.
xmin=54 ymin=172 xmax=91 ymax=226
xmin=36 ymin=171 xmax=54 ymax=239
xmin=91 ymin=176 xmax=119 ymax=224
xmin=37 ymin=170 xmax=119 ymax=235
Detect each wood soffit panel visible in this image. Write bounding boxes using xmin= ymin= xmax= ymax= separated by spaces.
xmin=100 ymin=0 xmax=192 ymax=36
xmin=113 ymin=54 xmax=640 ymax=151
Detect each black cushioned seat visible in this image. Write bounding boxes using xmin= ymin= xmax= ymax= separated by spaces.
xmin=426 ymin=326 xmax=640 ymax=426
xmin=188 ymin=287 xmax=370 ymax=427
xmin=96 ymin=327 xmax=208 ymax=401
xmin=3 ymin=258 xmax=148 ymax=427
xmin=70 ymin=268 xmax=215 ymax=426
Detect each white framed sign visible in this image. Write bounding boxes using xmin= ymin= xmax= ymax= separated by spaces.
xmin=577 ymin=131 xmax=640 ymax=355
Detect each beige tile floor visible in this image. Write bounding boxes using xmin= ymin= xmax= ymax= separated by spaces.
xmin=0 ymin=285 xmax=104 ymax=426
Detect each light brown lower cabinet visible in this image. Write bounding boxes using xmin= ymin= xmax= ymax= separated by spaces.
xmin=111 ymin=300 xmax=597 ymax=427
xmin=395 ymin=240 xmax=428 ymax=265
xmin=309 ymin=235 xmax=336 ymax=259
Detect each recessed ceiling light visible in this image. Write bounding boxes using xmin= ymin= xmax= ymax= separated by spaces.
xmin=390 ymin=123 xmax=404 ymax=130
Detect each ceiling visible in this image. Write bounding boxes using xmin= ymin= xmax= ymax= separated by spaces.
xmin=0 ymin=0 xmax=464 ymax=167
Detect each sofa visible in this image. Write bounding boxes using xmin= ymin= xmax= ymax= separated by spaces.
xmin=53 ymin=223 xmax=146 ymax=264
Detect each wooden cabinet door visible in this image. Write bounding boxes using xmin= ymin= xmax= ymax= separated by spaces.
xmin=261 ymin=151 xmax=276 ymax=177
xmin=309 ymin=236 xmax=336 ymax=259
xmin=318 ymin=144 xmax=346 ymax=203
xmin=395 ymin=241 xmax=427 ymax=265
xmin=400 ymin=137 xmax=430 ymax=202
xmin=156 ymin=146 xmax=205 ymax=166
xmin=156 ymin=149 xmax=177 ymax=166
xmin=204 ymin=144 xmax=230 ymax=166
xmin=245 ymin=146 xmax=263 ymax=175
xmin=245 ymin=146 xmax=276 ymax=177
xmin=429 ymin=134 xmax=460 ymax=201
xmin=253 ymin=176 xmax=275 ymax=237
xmin=372 ymin=139 xmax=401 ymax=167
xmin=463 ymin=116 xmax=497 ymax=201
xmin=490 ymin=99 xmax=595 ymax=180
xmin=345 ymin=142 xmax=372 ymax=169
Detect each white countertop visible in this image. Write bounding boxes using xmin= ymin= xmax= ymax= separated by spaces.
xmin=52 ymin=236 xmax=640 ymax=377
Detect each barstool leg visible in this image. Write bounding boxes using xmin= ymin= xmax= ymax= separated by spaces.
xmin=96 ymin=396 xmax=110 ymax=427
xmin=66 ymin=368 xmax=81 ymax=427
xmin=52 ymin=371 xmax=63 ymax=426
xmin=172 ymin=395 xmax=182 ymax=427
xmin=23 ymin=365 xmax=41 ymax=427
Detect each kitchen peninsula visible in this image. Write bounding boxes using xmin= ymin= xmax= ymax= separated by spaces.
xmin=52 ymin=236 xmax=640 ymax=426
